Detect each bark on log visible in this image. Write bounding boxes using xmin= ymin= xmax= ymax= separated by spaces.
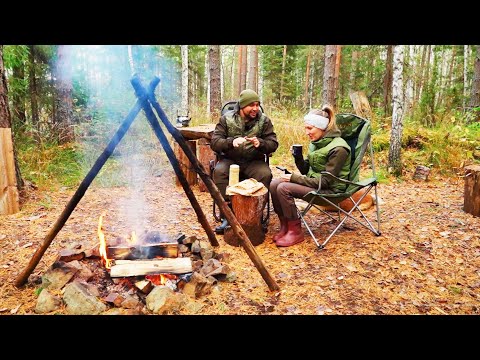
xmin=174 ymin=140 xmax=197 ymax=187
xmin=197 ymin=137 xmax=216 ymax=192
xmin=0 ymin=128 xmax=20 ymax=214
xmin=177 ymin=124 xmax=215 ymax=140
xmin=106 ymin=243 xmax=179 ymax=259
xmin=224 ymin=187 xmax=268 ymax=246
xmin=464 ymin=165 xmax=480 ymax=217
xmin=110 ymin=258 xmax=192 ymax=277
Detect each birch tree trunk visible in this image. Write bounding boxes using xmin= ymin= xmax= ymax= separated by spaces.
xmin=405 ymin=45 xmax=415 ymax=116
xmin=208 ymin=45 xmax=221 ymax=121
xmin=181 ymin=45 xmax=189 ymax=115
xmin=322 ymin=45 xmax=337 ymax=109
xmin=0 ymin=45 xmax=20 ymax=214
xmin=388 ymin=45 xmax=404 ymax=176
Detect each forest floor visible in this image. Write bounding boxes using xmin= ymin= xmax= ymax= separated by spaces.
xmin=1 ymin=166 xmax=479 ymax=315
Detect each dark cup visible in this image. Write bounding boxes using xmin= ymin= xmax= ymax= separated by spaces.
xmin=292 ymin=144 xmax=303 ymax=157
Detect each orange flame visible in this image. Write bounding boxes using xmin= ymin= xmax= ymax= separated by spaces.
xmin=145 ymin=274 xmax=177 ymax=286
xmin=98 ymin=211 xmax=113 ymax=269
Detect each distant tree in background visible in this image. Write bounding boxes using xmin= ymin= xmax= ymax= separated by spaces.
xmin=470 ymin=45 xmax=480 ymax=121
xmin=53 ymin=45 xmax=74 ymax=144
xmin=388 ymin=45 xmax=405 ymax=176
xmin=208 ymin=45 xmax=221 ymax=120
xmin=181 ymin=45 xmax=189 ymax=115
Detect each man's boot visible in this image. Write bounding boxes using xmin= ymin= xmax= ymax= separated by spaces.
xmin=215 ymin=218 xmax=229 ymax=234
xmin=276 ymin=219 xmax=304 ymax=247
xmin=273 ymin=216 xmax=288 ymax=242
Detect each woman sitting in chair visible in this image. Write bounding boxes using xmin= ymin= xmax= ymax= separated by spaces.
xmin=270 ymin=104 xmax=351 ymax=247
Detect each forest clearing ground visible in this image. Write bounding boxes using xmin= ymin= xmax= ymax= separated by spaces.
xmin=1 ymin=167 xmax=479 ymax=315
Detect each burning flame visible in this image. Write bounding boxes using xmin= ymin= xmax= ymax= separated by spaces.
xmin=146 ymin=274 xmax=177 ymax=286
xmin=98 ymin=211 xmax=113 ymax=269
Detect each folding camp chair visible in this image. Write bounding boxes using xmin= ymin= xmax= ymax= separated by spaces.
xmin=210 ymin=100 xmax=271 ymax=232
xmin=296 ymin=113 xmax=381 ymax=250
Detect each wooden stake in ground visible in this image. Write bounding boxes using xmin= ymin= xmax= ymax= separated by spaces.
xmin=0 ymin=128 xmax=19 ymax=214
xmin=464 ymin=165 xmax=480 ymax=217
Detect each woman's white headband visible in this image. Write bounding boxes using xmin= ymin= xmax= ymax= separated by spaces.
xmin=304 ymin=113 xmax=329 ymax=130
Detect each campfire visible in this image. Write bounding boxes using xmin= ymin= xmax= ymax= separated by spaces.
xmin=96 ymin=211 xmax=193 ymax=284
xmin=31 ymin=211 xmax=235 ymax=315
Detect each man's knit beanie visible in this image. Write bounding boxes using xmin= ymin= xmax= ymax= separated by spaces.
xmin=239 ymin=89 xmax=260 ymax=108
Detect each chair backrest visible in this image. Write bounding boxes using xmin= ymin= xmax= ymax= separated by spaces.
xmin=221 ymin=100 xmax=265 ymax=116
xmin=335 ymin=113 xmax=372 ymax=185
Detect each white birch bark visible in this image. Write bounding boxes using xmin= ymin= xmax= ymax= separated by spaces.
xmin=181 ymin=45 xmax=189 ymax=115
xmin=388 ymin=45 xmax=404 ymax=176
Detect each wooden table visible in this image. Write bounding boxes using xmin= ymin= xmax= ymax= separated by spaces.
xmin=174 ymin=124 xmax=217 ymax=191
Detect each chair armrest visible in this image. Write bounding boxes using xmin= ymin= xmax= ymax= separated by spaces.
xmin=320 ymin=171 xmax=377 ymax=187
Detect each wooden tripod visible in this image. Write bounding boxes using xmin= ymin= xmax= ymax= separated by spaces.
xmin=14 ymin=75 xmax=279 ymax=291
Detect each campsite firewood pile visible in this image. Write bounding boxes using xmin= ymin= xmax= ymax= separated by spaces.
xmin=33 ymin=232 xmax=235 ymax=315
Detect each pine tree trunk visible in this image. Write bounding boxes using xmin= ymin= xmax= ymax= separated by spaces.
xmin=240 ymin=45 xmax=247 ymax=92
xmin=280 ymin=45 xmax=287 ymax=101
xmin=28 ymin=45 xmax=39 ymax=126
xmin=322 ymin=45 xmax=337 ymax=108
xmin=247 ymin=45 xmax=258 ymax=92
xmin=464 ymin=45 xmax=471 ymax=111
xmin=304 ymin=47 xmax=312 ymax=108
xmin=12 ymin=61 xmax=26 ymax=124
xmin=414 ymin=45 xmax=427 ymax=109
xmin=388 ymin=45 xmax=404 ymax=176
xmin=334 ymin=45 xmax=342 ymax=107
xmin=383 ymin=45 xmax=393 ymax=115
xmin=208 ymin=45 xmax=221 ymax=121
xmin=469 ymin=45 xmax=480 ymax=119
xmin=236 ymin=45 xmax=243 ymax=96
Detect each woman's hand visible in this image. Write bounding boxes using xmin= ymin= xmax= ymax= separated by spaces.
xmin=280 ymin=173 xmax=292 ymax=182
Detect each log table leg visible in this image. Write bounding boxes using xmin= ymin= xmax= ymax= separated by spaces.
xmin=174 ymin=140 xmax=197 ymax=187
xmin=464 ymin=165 xmax=480 ymax=217
xmin=224 ymin=187 xmax=268 ymax=246
xmin=197 ymin=138 xmax=216 ymax=192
